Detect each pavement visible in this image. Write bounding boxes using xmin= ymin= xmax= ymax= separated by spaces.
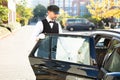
xmin=0 ymin=25 xmax=36 ymax=80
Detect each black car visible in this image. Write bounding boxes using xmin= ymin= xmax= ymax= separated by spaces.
xmin=29 ymin=30 xmax=120 ymax=80
xmin=66 ymin=18 xmax=96 ymax=31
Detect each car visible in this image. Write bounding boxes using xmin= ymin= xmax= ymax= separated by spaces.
xmin=29 ymin=30 xmax=120 ymax=80
xmin=114 ymin=22 xmax=120 ymax=29
xmin=65 ymin=18 xmax=96 ymax=31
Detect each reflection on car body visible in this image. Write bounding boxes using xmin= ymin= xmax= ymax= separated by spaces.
xmin=29 ymin=30 xmax=120 ymax=80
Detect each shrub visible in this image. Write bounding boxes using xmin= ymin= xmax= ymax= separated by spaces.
xmin=8 ymin=22 xmax=21 ymax=31
xmin=0 ymin=26 xmax=10 ymax=37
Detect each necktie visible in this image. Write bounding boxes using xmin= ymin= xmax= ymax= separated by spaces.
xmin=49 ymin=21 xmax=55 ymax=23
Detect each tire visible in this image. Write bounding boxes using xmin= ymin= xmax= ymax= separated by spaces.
xmin=89 ymin=27 xmax=93 ymax=30
xmin=69 ymin=27 xmax=74 ymax=31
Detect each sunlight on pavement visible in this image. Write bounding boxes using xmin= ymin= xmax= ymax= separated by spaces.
xmin=0 ymin=25 xmax=36 ymax=80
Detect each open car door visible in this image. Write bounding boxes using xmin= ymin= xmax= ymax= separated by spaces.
xmin=29 ymin=33 xmax=98 ymax=80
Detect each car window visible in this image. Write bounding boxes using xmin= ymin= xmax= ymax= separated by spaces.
xmin=102 ymin=39 xmax=120 ymax=68
xmin=76 ymin=19 xmax=82 ymax=23
xmin=67 ymin=19 xmax=75 ymax=24
xmin=107 ymin=39 xmax=120 ymax=54
xmin=96 ymin=38 xmax=111 ymax=48
xmin=104 ymin=46 xmax=120 ymax=72
xmin=81 ymin=19 xmax=88 ymax=23
xmin=96 ymin=38 xmax=105 ymax=47
xmin=34 ymin=35 xmax=90 ymax=65
xmin=67 ymin=18 xmax=89 ymax=24
xmin=34 ymin=36 xmax=51 ymax=59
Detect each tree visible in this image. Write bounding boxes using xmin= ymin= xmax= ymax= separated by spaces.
xmin=17 ymin=0 xmax=27 ymax=6
xmin=87 ymin=0 xmax=120 ymax=21
xmin=0 ymin=0 xmax=7 ymax=4
xmin=16 ymin=0 xmax=33 ymax=26
xmin=57 ymin=9 xmax=72 ymax=28
xmin=0 ymin=0 xmax=8 ymax=23
xmin=33 ymin=4 xmax=47 ymax=20
xmin=16 ymin=4 xmax=33 ymax=26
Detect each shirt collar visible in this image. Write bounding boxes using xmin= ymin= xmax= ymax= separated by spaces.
xmin=46 ymin=16 xmax=54 ymax=22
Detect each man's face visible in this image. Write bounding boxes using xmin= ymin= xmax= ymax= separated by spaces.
xmin=48 ymin=11 xmax=59 ymax=20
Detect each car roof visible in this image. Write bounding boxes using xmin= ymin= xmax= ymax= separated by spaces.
xmin=110 ymin=29 xmax=120 ymax=32
xmin=91 ymin=30 xmax=120 ymax=39
xmin=60 ymin=31 xmax=92 ymax=36
xmin=60 ymin=30 xmax=120 ymax=39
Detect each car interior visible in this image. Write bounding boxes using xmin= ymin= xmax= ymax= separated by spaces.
xmin=94 ymin=35 xmax=112 ymax=69
xmin=98 ymin=44 xmax=120 ymax=80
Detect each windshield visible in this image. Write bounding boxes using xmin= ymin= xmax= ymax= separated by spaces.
xmin=34 ymin=34 xmax=90 ymax=65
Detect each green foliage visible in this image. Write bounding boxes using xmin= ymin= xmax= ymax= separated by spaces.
xmin=17 ymin=0 xmax=27 ymax=6
xmin=0 ymin=22 xmax=21 ymax=37
xmin=0 ymin=0 xmax=7 ymax=4
xmin=0 ymin=26 xmax=10 ymax=37
xmin=8 ymin=22 xmax=21 ymax=30
xmin=33 ymin=4 xmax=47 ymax=20
xmin=87 ymin=0 xmax=120 ymax=20
xmin=57 ymin=9 xmax=73 ymax=28
xmin=0 ymin=5 xmax=8 ymax=22
xmin=16 ymin=4 xmax=33 ymax=26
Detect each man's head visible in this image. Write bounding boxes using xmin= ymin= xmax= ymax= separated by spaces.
xmin=47 ymin=5 xmax=59 ymax=20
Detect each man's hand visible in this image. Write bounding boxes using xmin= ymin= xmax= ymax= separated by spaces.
xmin=36 ymin=33 xmax=45 ymax=41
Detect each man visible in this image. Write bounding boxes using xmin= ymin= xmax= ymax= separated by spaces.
xmin=33 ymin=5 xmax=62 ymax=41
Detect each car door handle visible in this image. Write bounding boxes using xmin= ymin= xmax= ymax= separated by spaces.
xmin=33 ymin=64 xmax=48 ymax=69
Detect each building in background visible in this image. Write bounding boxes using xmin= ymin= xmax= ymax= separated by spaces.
xmin=49 ymin=0 xmax=73 ymax=15
xmin=72 ymin=0 xmax=90 ymax=16
xmin=29 ymin=0 xmax=49 ymax=8
xmin=49 ymin=0 xmax=90 ymax=17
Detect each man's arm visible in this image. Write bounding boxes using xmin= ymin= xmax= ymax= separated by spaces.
xmin=58 ymin=22 xmax=63 ymax=33
xmin=32 ymin=21 xmax=44 ymax=41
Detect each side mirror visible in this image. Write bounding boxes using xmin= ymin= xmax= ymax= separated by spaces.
xmin=103 ymin=72 xmax=120 ymax=80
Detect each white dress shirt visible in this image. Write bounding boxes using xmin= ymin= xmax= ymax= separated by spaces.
xmin=32 ymin=16 xmax=62 ymax=41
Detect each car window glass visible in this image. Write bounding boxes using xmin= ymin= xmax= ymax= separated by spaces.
xmin=67 ymin=18 xmax=88 ymax=24
xmin=34 ymin=36 xmax=50 ymax=59
xmin=56 ymin=36 xmax=90 ymax=65
xmin=34 ymin=35 xmax=90 ymax=65
xmin=96 ymin=37 xmax=111 ymax=48
xmin=76 ymin=19 xmax=82 ymax=23
xmin=102 ymin=39 xmax=120 ymax=67
xmin=67 ymin=19 xmax=75 ymax=24
xmin=96 ymin=38 xmax=105 ymax=47
xmin=82 ymin=19 xmax=87 ymax=23
xmin=107 ymin=39 xmax=120 ymax=54
xmin=104 ymin=47 xmax=120 ymax=72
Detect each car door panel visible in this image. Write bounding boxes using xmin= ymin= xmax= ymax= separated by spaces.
xmin=29 ymin=34 xmax=98 ymax=80
xmin=29 ymin=57 xmax=98 ymax=80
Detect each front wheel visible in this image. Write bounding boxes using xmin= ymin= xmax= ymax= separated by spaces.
xmin=89 ymin=27 xmax=93 ymax=30
xmin=69 ymin=27 xmax=74 ymax=31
